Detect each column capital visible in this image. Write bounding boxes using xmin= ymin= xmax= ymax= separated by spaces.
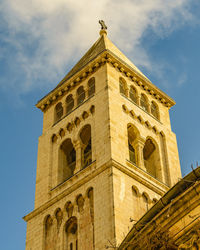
xmin=73 ymin=140 xmax=83 ymax=150
xmin=133 ymin=136 xmax=146 ymax=147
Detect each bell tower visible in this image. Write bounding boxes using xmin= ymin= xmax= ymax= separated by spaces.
xmin=24 ymin=24 xmax=181 ymax=249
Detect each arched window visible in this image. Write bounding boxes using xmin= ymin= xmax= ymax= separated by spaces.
xmin=77 ymin=86 xmax=85 ymax=105
xmin=76 ymin=194 xmax=85 ymax=212
xmin=129 ymin=142 xmax=136 ymax=164
xmin=129 ymin=86 xmax=137 ymax=103
xmin=66 ymin=95 xmax=74 ymax=114
xmin=55 ymin=102 xmax=63 ymax=122
xmin=142 ymin=193 xmax=149 ymax=212
xmin=119 ymin=78 xmax=127 ymax=96
xmin=143 ymin=138 xmax=162 ymax=180
xmin=132 ymin=187 xmax=140 ymax=222
xmin=65 ymin=217 xmax=78 ymax=250
xmin=45 ymin=215 xmax=54 ymax=250
xmin=59 ymin=139 xmax=76 ymax=183
xmin=87 ymin=187 xmax=94 ymax=222
xmin=151 ymin=101 xmax=159 ymax=120
xmin=128 ymin=125 xmax=139 ymax=165
xmin=66 ymin=201 xmax=74 ymax=218
xmin=80 ymin=125 xmax=92 ymax=168
xmin=55 ymin=208 xmax=63 ymax=232
xmin=88 ymin=77 xmax=95 ymax=97
xmin=140 ymin=94 xmax=148 ymax=112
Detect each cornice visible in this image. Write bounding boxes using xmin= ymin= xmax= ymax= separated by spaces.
xmin=36 ymin=50 xmax=175 ymax=112
xmin=119 ymin=166 xmax=200 ymax=249
xmin=23 ymin=158 xmax=168 ymax=222
xmin=23 ymin=160 xmax=109 ymax=222
xmin=114 ymin=159 xmax=169 ymax=195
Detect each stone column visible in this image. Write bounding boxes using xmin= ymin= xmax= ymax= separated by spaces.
xmin=136 ymin=94 xmax=140 ymax=106
xmin=73 ymin=141 xmax=83 ymax=173
xmin=133 ymin=137 xmax=146 ymax=170
xmin=85 ymin=86 xmax=89 ymax=98
xmin=63 ymin=101 xmax=67 ymax=116
xmin=147 ymin=101 xmax=151 ymax=113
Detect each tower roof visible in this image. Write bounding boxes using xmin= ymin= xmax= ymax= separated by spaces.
xmin=36 ymin=28 xmax=175 ymax=110
xmin=57 ymin=31 xmax=148 ymax=87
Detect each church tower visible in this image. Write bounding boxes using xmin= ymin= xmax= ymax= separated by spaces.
xmin=24 ymin=25 xmax=182 ymax=249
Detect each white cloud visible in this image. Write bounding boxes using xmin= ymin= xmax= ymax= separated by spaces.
xmin=177 ymin=72 xmax=188 ymax=86
xmin=0 ymin=0 xmax=195 ymax=94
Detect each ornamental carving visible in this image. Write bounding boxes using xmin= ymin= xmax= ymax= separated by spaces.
xmin=178 ymin=229 xmax=200 ymax=250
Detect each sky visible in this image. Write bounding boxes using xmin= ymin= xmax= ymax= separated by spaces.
xmin=0 ymin=0 xmax=200 ymax=249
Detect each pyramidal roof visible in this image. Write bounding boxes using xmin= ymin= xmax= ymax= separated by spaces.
xmin=37 ymin=29 xmax=175 ymax=109
xmin=57 ymin=31 xmax=148 ymax=87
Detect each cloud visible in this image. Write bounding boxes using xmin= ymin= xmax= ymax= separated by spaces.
xmin=177 ymin=72 xmax=187 ymax=86
xmin=0 ymin=0 xmax=195 ymax=95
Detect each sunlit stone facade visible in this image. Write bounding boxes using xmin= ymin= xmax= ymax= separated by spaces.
xmin=24 ymin=28 xmax=184 ymax=249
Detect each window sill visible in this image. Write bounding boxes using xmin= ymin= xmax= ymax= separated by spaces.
xmin=51 ymin=160 xmax=96 ymax=191
xmin=126 ymin=159 xmax=169 ymax=187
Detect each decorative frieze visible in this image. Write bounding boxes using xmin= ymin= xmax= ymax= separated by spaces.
xmin=37 ymin=51 xmax=173 ymax=111
xmin=122 ymin=104 xmax=162 ymax=135
xmin=51 ymin=105 xmax=95 ymax=143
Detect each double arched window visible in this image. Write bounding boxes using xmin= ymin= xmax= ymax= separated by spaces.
xmin=57 ymin=124 xmax=93 ymax=185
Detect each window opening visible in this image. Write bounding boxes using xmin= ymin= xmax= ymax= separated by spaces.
xmin=129 ymin=86 xmax=137 ymax=103
xmin=77 ymin=86 xmax=85 ymax=105
xmin=80 ymin=125 xmax=92 ymax=168
xmin=140 ymin=94 xmax=148 ymax=112
xmin=119 ymin=78 xmax=127 ymax=96
xmin=65 ymin=217 xmax=77 ymax=250
xmin=59 ymin=139 xmax=76 ymax=182
xmin=55 ymin=102 xmax=63 ymax=122
xmin=143 ymin=138 xmax=161 ymax=180
xmin=151 ymin=102 xmax=159 ymax=119
xmin=129 ymin=141 xmax=136 ymax=164
xmin=83 ymin=138 xmax=92 ymax=167
xmin=88 ymin=77 xmax=95 ymax=97
xmin=66 ymin=95 xmax=74 ymax=114
xmin=128 ymin=125 xmax=138 ymax=165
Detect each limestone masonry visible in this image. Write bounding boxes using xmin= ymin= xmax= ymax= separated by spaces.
xmin=24 ymin=27 xmax=200 ymax=250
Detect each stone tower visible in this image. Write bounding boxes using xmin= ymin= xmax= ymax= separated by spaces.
xmin=24 ymin=26 xmax=182 ymax=249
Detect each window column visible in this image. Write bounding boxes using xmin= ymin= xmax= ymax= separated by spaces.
xmin=73 ymin=141 xmax=83 ymax=174
xmin=133 ymin=137 xmax=145 ymax=170
xmin=136 ymin=93 xmax=141 ymax=106
xmin=63 ymin=102 xmax=67 ymax=116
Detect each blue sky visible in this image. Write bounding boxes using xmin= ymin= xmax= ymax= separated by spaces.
xmin=0 ymin=1 xmax=200 ymax=249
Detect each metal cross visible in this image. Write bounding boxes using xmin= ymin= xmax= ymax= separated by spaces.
xmin=99 ymin=20 xmax=107 ymax=30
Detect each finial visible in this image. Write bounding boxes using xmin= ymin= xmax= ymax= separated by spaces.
xmin=99 ymin=20 xmax=107 ymax=36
